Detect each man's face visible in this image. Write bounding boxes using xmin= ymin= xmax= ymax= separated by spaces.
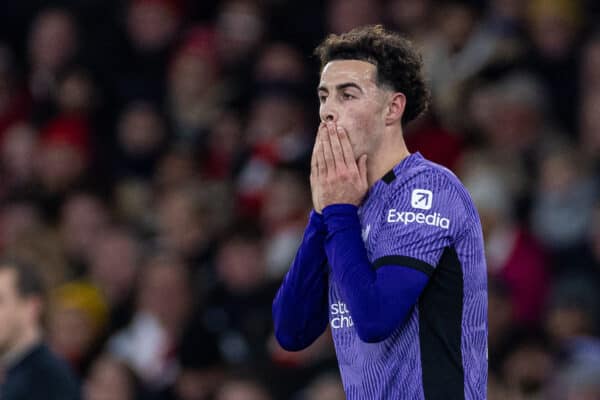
xmin=318 ymin=60 xmax=389 ymax=158
xmin=0 ymin=269 xmax=29 ymax=356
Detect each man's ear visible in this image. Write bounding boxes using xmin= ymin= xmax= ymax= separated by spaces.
xmin=385 ymin=92 xmax=406 ymax=125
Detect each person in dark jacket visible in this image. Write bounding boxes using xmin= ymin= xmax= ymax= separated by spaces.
xmin=0 ymin=258 xmax=80 ymax=400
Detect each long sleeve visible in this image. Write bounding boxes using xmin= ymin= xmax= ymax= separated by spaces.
xmin=272 ymin=211 xmax=330 ymax=351
xmin=323 ymin=204 xmax=430 ymax=343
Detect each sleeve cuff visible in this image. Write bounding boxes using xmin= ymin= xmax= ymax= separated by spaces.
xmin=322 ymin=203 xmax=358 ymax=217
xmin=322 ymin=204 xmax=360 ymax=234
xmin=308 ymin=209 xmax=327 ymax=234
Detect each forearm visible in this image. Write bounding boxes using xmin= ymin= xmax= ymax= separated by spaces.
xmin=273 ymin=211 xmax=329 ymax=351
xmin=323 ymin=204 xmax=428 ymax=342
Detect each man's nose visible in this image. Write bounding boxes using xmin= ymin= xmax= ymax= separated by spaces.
xmin=320 ymin=103 xmax=338 ymax=123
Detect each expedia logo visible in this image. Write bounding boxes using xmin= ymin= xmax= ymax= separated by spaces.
xmin=387 ymin=209 xmax=450 ymax=229
xmin=411 ymin=189 xmax=432 ymax=210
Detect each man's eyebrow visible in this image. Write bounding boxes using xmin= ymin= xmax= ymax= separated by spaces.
xmin=336 ymin=82 xmax=363 ymax=93
xmin=317 ymin=82 xmax=364 ymax=94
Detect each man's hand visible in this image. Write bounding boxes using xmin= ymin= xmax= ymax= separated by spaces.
xmin=311 ymin=122 xmax=368 ymax=212
xmin=310 ymin=123 xmax=327 ymax=213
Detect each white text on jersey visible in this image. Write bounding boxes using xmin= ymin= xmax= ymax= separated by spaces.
xmin=387 ymin=209 xmax=450 ymax=229
xmin=330 ymin=301 xmax=354 ymax=329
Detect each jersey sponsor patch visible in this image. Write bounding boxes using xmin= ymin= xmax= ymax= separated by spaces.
xmin=387 ymin=209 xmax=450 ymax=229
xmin=330 ymin=301 xmax=354 ymax=329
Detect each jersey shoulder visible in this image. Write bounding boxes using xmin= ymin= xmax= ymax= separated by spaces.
xmin=392 ymin=158 xmax=472 ymax=204
xmin=388 ymin=156 xmax=479 ymax=224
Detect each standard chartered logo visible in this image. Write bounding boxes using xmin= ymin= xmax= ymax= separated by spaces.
xmin=330 ymin=301 xmax=354 ymax=329
xmin=387 ymin=209 xmax=450 ymax=229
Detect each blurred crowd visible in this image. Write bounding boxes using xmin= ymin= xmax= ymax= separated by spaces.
xmin=0 ymin=0 xmax=599 ymax=399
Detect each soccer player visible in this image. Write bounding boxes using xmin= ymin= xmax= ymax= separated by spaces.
xmin=272 ymin=25 xmax=487 ymax=399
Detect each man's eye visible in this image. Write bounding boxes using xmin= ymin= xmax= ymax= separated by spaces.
xmin=342 ymin=93 xmax=355 ymax=100
xmin=319 ymin=95 xmax=327 ymax=103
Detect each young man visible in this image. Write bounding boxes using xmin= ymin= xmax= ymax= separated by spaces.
xmin=272 ymin=25 xmax=487 ymax=399
xmin=0 ymin=259 xmax=80 ymax=400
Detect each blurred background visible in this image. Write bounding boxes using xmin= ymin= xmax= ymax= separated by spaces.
xmin=0 ymin=0 xmax=598 ymax=399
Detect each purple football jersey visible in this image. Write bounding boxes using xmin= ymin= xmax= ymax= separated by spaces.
xmin=328 ymin=152 xmax=487 ymax=399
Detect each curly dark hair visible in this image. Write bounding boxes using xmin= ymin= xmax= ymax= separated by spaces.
xmin=314 ymin=25 xmax=430 ymax=125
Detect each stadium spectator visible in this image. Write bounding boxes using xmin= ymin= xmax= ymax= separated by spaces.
xmin=0 ymin=258 xmax=80 ymax=399
xmin=83 ymin=353 xmax=141 ymax=400
xmin=107 ymin=253 xmax=192 ymax=390
xmin=47 ymin=281 xmax=109 ymax=373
